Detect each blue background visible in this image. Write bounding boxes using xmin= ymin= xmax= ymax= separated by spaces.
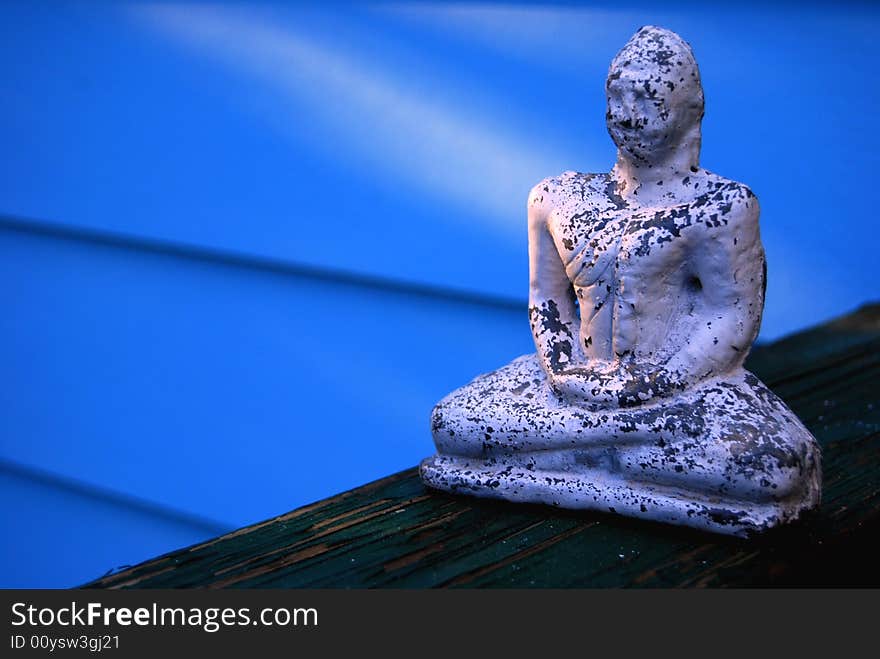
xmin=2 ymin=1 xmax=878 ymax=587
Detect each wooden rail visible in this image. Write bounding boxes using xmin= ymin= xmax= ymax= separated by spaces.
xmin=87 ymin=304 xmax=880 ymax=587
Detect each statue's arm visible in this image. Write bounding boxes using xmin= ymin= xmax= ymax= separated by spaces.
xmin=527 ymin=181 xmax=583 ymax=380
xmin=662 ymin=187 xmax=765 ymax=389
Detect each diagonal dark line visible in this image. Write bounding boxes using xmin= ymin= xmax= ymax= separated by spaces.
xmin=0 ymin=214 xmax=525 ymax=312
xmin=0 ymin=457 xmax=232 ymax=537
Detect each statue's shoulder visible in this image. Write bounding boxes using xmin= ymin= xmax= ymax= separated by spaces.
xmin=528 ymin=171 xmax=613 ymax=220
xmin=696 ymin=171 xmax=760 ymax=227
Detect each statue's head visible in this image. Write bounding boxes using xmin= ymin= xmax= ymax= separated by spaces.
xmin=606 ymin=26 xmax=704 ymax=166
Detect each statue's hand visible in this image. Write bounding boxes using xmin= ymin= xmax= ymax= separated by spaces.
xmin=613 ymin=362 xmax=686 ymax=407
xmin=551 ymin=361 xmax=684 ymax=408
xmin=550 ymin=362 xmax=621 ymax=408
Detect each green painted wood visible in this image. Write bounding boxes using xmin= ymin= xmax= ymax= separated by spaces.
xmin=87 ymin=303 xmax=880 ymax=588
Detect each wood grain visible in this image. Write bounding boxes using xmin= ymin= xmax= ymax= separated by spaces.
xmin=86 ymin=303 xmax=880 ymax=588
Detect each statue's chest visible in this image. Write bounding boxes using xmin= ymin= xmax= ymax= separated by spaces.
xmin=551 ymin=203 xmax=701 ymax=288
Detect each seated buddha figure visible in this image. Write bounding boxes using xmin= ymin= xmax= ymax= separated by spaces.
xmin=420 ymin=26 xmax=821 ymax=536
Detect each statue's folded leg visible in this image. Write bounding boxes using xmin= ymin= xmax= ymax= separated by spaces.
xmin=421 ymin=354 xmax=821 ymax=536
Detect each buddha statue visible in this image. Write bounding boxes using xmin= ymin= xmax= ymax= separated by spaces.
xmin=420 ymin=26 xmax=821 ymax=536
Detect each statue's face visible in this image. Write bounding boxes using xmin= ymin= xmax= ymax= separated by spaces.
xmin=605 ymin=27 xmax=703 ymax=165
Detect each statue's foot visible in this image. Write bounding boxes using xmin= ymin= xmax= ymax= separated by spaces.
xmin=421 ymin=354 xmax=821 ymax=536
